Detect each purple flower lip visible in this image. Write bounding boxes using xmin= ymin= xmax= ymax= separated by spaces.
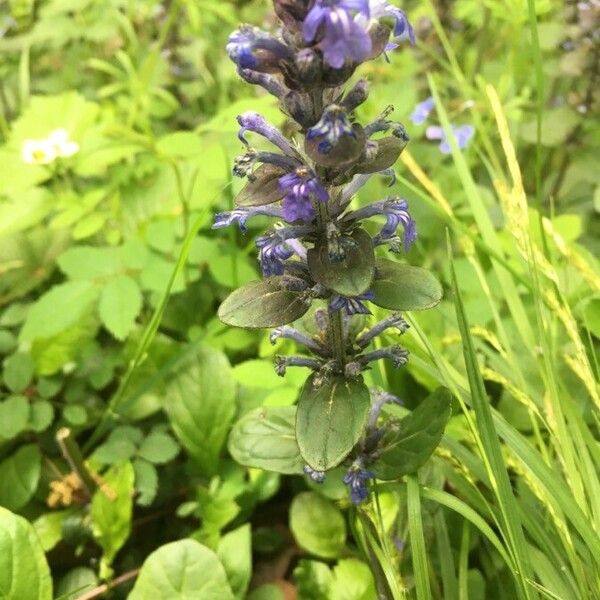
xmin=426 ymin=124 xmax=475 ymax=154
xmin=304 ymin=0 xmax=373 ymax=68
xmin=227 ymin=25 xmax=292 ymax=72
xmin=329 ymin=291 xmax=375 ymax=315
xmin=279 ymin=166 xmax=328 ymax=223
xmin=410 ymin=96 xmax=435 ymax=125
xmin=343 ymin=464 xmax=375 ymax=504
xmin=237 ymin=112 xmax=301 ymax=159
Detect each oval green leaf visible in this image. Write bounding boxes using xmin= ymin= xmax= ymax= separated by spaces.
xmin=129 ymin=539 xmax=235 ymax=600
xmin=229 ymin=406 xmax=303 ymax=475
xmin=373 ymin=387 xmax=452 ymax=480
xmin=0 ymin=506 xmax=53 ymax=600
xmin=0 ymin=444 xmax=42 ymax=511
xmin=307 ymin=229 xmax=375 ymax=297
xmin=296 ymin=373 xmax=370 ymax=471
xmin=371 ymin=258 xmax=443 ymax=311
xmin=218 ymin=277 xmax=310 ymax=329
xmin=353 ymin=136 xmax=408 ymax=175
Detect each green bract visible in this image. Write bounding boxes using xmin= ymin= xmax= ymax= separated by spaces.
xmin=371 ymin=258 xmax=443 ymax=311
xmin=218 ymin=277 xmax=310 ymax=328
xmin=373 ymin=387 xmax=452 ymax=480
xmin=307 ymin=229 xmax=375 ymax=297
xmin=296 ymin=374 xmax=370 ymax=471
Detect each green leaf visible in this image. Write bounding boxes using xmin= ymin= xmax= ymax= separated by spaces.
xmin=156 ymin=132 xmax=204 ymax=158
xmin=133 ymin=458 xmax=158 ymax=507
xmin=371 ymin=258 xmax=443 ymax=311
xmin=165 ymin=346 xmax=236 ymax=476
xmin=20 ymin=281 xmax=100 ymax=342
xmin=2 ymin=352 xmax=34 ymax=393
xmin=137 ymin=431 xmax=179 ymax=464
xmin=63 ymin=404 xmax=87 ymax=426
xmin=294 ymin=560 xmax=333 ymax=600
xmin=308 ymin=229 xmax=375 ymax=297
xmin=373 ymin=387 xmax=452 ymax=480
xmin=0 ymin=330 xmax=17 ymax=354
xmin=129 ymin=539 xmax=235 ymax=600
xmin=290 ymin=492 xmax=347 ymax=558
xmin=90 ymin=462 xmax=135 ymax=572
xmin=228 ymin=406 xmax=303 ymax=475
xmin=0 ymin=444 xmax=41 ymax=510
xmin=246 ymin=585 xmax=285 ymax=600
xmin=98 ymin=275 xmax=142 ymax=340
xmin=352 ymin=135 xmax=408 ymax=175
xmin=33 ymin=510 xmax=70 ymax=552
xmin=29 ymin=401 xmax=54 ymax=433
xmin=57 ymin=246 xmax=121 ymax=280
xmin=296 ymin=374 xmax=370 ymax=471
xmin=55 ymin=567 xmax=97 ymax=600
xmin=218 ymin=277 xmax=310 ymax=329
xmin=235 ymin=164 xmax=286 ymax=207
xmin=0 ymin=506 xmax=52 ymax=600
xmin=217 ymin=524 xmax=252 ymax=598
xmin=0 ymin=395 xmax=30 ymax=440
xmin=330 ymin=559 xmax=377 ymax=600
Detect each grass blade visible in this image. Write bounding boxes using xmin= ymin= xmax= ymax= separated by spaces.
xmin=407 ymin=476 xmax=432 ymax=600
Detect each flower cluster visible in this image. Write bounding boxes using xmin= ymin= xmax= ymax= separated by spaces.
xmin=216 ymin=0 xmax=442 ymax=506
xmin=21 ymin=128 xmax=80 ymax=165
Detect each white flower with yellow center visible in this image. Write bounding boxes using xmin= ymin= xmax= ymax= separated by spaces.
xmin=48 ymin=128 xmax=80 ymax=158
xmin=21 ymin=139 xmax=57 ymax=165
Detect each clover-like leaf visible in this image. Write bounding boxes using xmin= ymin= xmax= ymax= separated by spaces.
xmin=371 ymin=258 xmax=443 ymax=311
xmin=307 ymin=229 xmax=375 ymax=297
xmin=228 ymin=406 xmax=303 ymax=475
xmin=373 ymin=387 xmax=452 ymax=480
xmin=296 ymin=373 xmax=370 ymax=471
xmin=218 ymin=277 xmax=310 ymax=329
xmin=235 ymin=164 xmax=286 ymax=207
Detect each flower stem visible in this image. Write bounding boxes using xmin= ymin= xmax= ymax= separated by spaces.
xmin=330 ymin=308 xmax=346 ymax=369
xmin=56 ymin=427 xmax=98 ymax=497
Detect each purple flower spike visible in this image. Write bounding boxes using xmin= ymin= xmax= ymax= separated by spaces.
xmin=343 ymin=462 xmax=375 ymax=504
xmin=279 ymin=166 xmax=328 ymax=223
xmin=256 ymin=233 xmax=295 ymax=276
xmin=306 ymin=105 xmax=357 ymax=154
xmin=304 ymin=0 xmax=372 ymax=68
xmin=426 ymin=124 xmax=475 ymax=154
xmin=329 ymin=291 xmax=375 ymax=315
xmin=410 ymin=96 xmax=435 ymax=125
xmin=237 ymin=112 xmax=300 ymax=159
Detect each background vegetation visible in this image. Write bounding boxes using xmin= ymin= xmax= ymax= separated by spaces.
xmin=0 ymin=0 xmax=598 ymax=598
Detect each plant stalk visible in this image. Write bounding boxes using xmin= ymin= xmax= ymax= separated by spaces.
xmin=56 ymin=427 xmax=98 ymax=497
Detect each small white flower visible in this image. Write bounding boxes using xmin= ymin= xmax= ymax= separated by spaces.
xmin=21 ymin=139 xmax=57 ymax=165
xmin=48 ymin=128 xmax=80 ymax=158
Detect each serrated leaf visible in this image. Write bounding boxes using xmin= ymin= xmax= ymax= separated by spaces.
xmin=133 ymin=458 xmax=158 ymax=507
xmin=137 ymin=431 xmax=179 ymax=464
xmin=57 ymin=245 xmax=122 ymax=280
xmin=218 ymin=277 xmax=310 ymax=329
xmin=2 ymin=351 xmax=34 ymax=392
xmin=90 ymin=462 xmax=135 ymax=571
xmin=0 ymin=444 xmax=42 ymax=510
xmin=165 ymin=346 xmax=236 ymax=476
xmin=229 ymin=406 xmax=303 ymax=475
xmin=129 ymin=539 xmax=235 ymax=600
xmin=20 ymin=281 xmax=100 ymax=342
xmin=307 ymin=229 xmax=375 ymax=297
xmin=98 ymin=275 xmax=142 ymax=340
xmin=0 ymin=395 xmax=30 ymax=440
xmin=0 ymin=506 xmax=53 ymax=600
xmin=235 ymin=164 xmax=286 ymax=207
xmin=373 ymin=387 xmax=452 ymax=480
xmin=290 ymin=492 xmax=347 ymax=558
xmin=296 ymin=374 xmax=370 ymax=471
xmin=371 ymin=258 xmax=443 ymax=311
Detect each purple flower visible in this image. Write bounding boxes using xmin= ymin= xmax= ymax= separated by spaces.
xmin=237 ymin=112 xmax=300 ymax=159
xmin=212 ymin=206 xmax=283 ymax=233
xmin=304 ymin=0 xmax=372 ymax=68
xmin=343 ymin=463 xmax=375 ymax=504
xmin=329 ymin=291 xmax=375 ymax=315
xmin=256 ymin=233 xmax=294 ymax=276
xmin=409 ymin=96 xmax=435 ymax=125
xmin=227 ymin=26 xmax=292 ymax=72
xmin=279 ymin=167 xmax=328 ymax=223
xmin=306 ymin=105 xmax=356 ymax=154
xmin=370 ymin=0 xmax=415 ymax=48
xmin=426 ymin=124 xmax=475 ymax=154
xmin=374 ymin=198 xmax=417 ymax=251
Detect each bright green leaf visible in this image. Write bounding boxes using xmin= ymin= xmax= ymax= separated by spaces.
xmin=0 ymin=444 xmax=42 ymax=511
xmin=98 ymin=275 xmax=142 ymax=340
xmin=0 ymin=395 xmax=30 ymax=440
xmin=217 ymin=524 xmax=252 ymax=598
xmin=137 ymin=431 xmax=179 ymax=464
xmin=3 ymin=352 xmax=34 ymax=393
